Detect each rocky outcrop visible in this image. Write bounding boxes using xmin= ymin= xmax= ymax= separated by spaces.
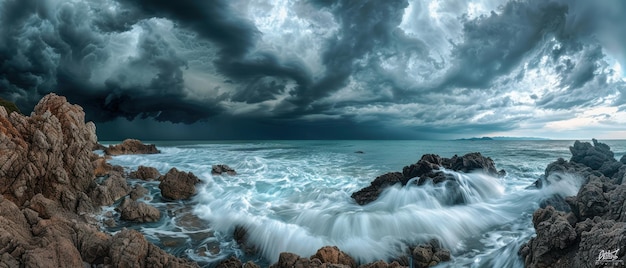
xmin=0 ymin=93 xmax=200 ymax=267
xmin=1 ymin=93 xmax=99 ymax=213
xmin=116 ymin=197 xmax=161 ymax=223
xmin=104 ymin=139 xmax=160 ymax=155
xmin=352 ymin=152 xmax=505 ymax=205
xmin=212 ymin=164 xmax=237 ymax=175
xmin=520 ymin=140 xmax=626 ymax=267
xmin=130 ymin=165 xmax=162 ymax=180
xmin=159 ymin=168 xmax=201 ymax=200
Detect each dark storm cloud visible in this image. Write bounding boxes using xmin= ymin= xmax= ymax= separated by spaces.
xmin=1 ymin=0 xmax=626 ymax=140
xmin=289 ymin=0 xmax=411 ymax=108
xmin=0 ymin=0 xmax=224 ymax=123
xmin=441 ymin=0 xmax=569 ymax=89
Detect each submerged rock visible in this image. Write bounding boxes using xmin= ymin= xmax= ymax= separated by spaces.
xmin=159 ymin=168 xmax=201 ymax=200
xmin=212 ymin=164 xmax=237 ymax=175
xmin=104 ymin=139 xmax=160 ymax=155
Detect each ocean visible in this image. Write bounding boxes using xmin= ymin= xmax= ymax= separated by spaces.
xmin=101 ymin=140 xmax=626 ymax=267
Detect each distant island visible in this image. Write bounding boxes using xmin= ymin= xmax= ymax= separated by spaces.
xmin=457 ymin=136 xmax=550 ymax=141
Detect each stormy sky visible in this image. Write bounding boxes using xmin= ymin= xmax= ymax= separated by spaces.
xmin=1 ymin=0 xmax=626 ymax=140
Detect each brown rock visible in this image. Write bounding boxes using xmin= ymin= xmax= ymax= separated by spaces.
xmin=130 ymin=165 xmax=162 ymax=180
xmin=89 ymin=173 xmax=131 ymax=206
xmin=159 ymin=168 xmax=201 ymax=200
xmin=311 ymin=246 xmax=357 ymax=268
xmin=212 ymin=164 xmax=237 ymax=175
xmin=217 ymin=256 xmax=243 ymax=268
xmin=23 ymin=237 xmax=83 ymax=268
xmin=108 ymin=229 xmax=199 ymax=267
xmin=130 ymin=184 xmax=150 ymax=200
xmin=0 ymin=93 xmax=98 ymax=212
xmin=116 ymin=197 xmax=161 ymax=223
xmin=104 ymin=139 xmax=160 ymax=155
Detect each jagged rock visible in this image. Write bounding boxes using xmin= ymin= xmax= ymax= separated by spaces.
xmin=310 ymin=246 xmax=357 ymax=268
xmin=212 ymin=164 xmax=237 ymax=175
xmin=411 ymin=240 xmax=451 ymax=268
xmin=520 ymin=140 xmax=626 ymax=268
xmin=353 ymin=152 xmax=504 ymax=205
xmin=351 ymin=172 xmax=405 ymax=205
xmin=23 ymin=237 xmax=83 ymax=268
xmin=575 ymin=176 xmax=609 ymax=219
xmin=130 ymin=165 xmax=162 ymax=180
xmin=159 ymin=168 xmax=201 ymax=200
xmin=116 ymin=197 xmax=160 ymax=223
xmin=104 ymin=139 xmax=160 ymax=155
xmin=216 ymin=256 xmax=243 ymax=268
xmin=570 ymin=139 xmax=616 ymax=171
xmin=108 ymin=229 xmax=199 ymax=267
xmin=0 ymin=93 xmax=98 ymax=212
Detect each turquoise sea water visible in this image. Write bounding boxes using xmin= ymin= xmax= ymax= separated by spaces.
xmin=103 ymin=140 xmax=626 ymax=267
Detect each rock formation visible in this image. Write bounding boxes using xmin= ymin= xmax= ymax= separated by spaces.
xmin=352 ymin=152 xmax=505 ymax=205
xmin=0 ymin=93 xmax=198 ymax=267
xmin=520 ymin=140 xmax=626 ymax=267
xmin=159 ymin=168 xmax=201 ymax=200
xmin=104 ymin=139 xmax=160 ymax=155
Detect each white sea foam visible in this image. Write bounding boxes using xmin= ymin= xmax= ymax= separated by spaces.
xmin=104 ymin=140 xmax=602 ymax=267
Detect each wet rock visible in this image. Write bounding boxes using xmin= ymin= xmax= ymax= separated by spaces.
xmin=310 ymin=246 xmax=357 ymax=268
xmin=159 ymin=168 xmax=201 ymax=200
xmin=108 ymin=229 xmax=199 ymax=267
xmin=575 ymin=176 xmax=608 ymax=219
xmin=353 ymin=152 xmax=504 ymax=205
xmin=411 ymin=240 xmax=450 ymax=268
xmin=216 ymin=256 xmax=243 ymax=268
xmin=116 ymin=197 xmax=161 ymax=223
xmin=130 ymin=184 xmax=150 ymax=200
xmin=212 ymin=164 xmax=237 ymax=175
xmin=89 ymin=173 xmax=132 ymax=206
xmin=521 ymin=140 xmax=626 ymax=268
xmin=129 ymin=165 xmax=162 ymax=180
xmin=351 ymin=172 xmax=405 ymax=205
xmin=104 ymin=139 xmax=160 ymax=155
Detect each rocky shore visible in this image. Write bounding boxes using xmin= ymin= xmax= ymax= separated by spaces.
xmin=519 ymin=139 xmax=626 ymax=267
xmin=2 ymin=93 xmax=625 ymax=267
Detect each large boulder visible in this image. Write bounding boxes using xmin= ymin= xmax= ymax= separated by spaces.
xmin=129 ymin=165 xmax=162 ymax=180
xmin=159 ymin=168 xmax=201 ymax=200
xmin=104 ymin=139 xmax=160 ymax=155
xmin=0 ymin=93 xmax=98 ymax=212
xmin=570 ymin=139 xmax=621 ymax=177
